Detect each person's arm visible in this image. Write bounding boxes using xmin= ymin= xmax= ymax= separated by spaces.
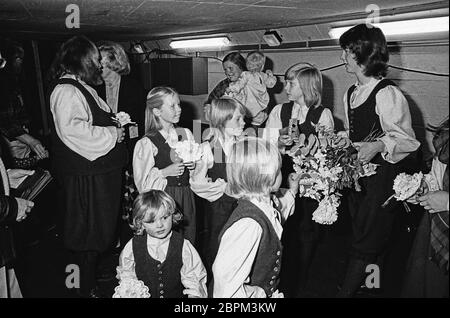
xmin=190 ymin=142 xmax=227 ymax=202
xmin=180 ymin=239 xmax=208 ymax=298
xmin=261 ymin=104 xmax=283 ymax=145
xmin=132 ymin=137 xmax=167 ymax=193
xmin=0 ymin=195 xmax=18 ymax=225
xmin=212 ymin=218 xmax=267 ymax=298
xmin=375 ymin=86 xmax=421 ymax=163
xmin=50 ymin=84 xmax=118 ymax=161
xmin=116 ymin=239 xmax=138 ymax=280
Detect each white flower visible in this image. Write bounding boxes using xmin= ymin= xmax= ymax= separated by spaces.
xmin=312 ymin=195 xmax=340 ymax=225
xmin=173 ymin=140 xmax=203 ymax=163
xmin=393 ymin=172 xmax=424 ymax=201
xmin=112 ymin=277 xmax=151 ymax=298
xmin=360 ymin=163 xmax=378 ymax=177
xmin=114 ymin=111 xmax=135 ymax=127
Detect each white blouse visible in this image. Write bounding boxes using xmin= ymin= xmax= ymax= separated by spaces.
xmin=133 ymin=127 xmax=195 ymax=193
xmin=262 ymin=103 xmax=335 ymax=146
xmin=342 ymin=78 xmax=420 ymax=164
xmin=212 ymin=197 xmax=287 ymax=298
xmin=117 ymin=231 xmax=208 ymax=298
xmin=49 ymin=74 xmax=118 ymax=161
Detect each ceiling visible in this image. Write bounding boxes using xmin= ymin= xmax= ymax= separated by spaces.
xmin=0 ymin=0 xmax=448 ymax=42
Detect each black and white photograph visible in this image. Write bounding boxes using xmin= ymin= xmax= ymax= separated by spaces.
xmin=0 ymin=0 xmax=448 ymax=304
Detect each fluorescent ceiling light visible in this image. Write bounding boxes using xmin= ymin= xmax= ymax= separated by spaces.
xmin=329 ymin=16 xmax=449 ymax=39
xmin=263 ymin=30 xmax=282 ymax=46
xmin=170 ymin=37 xmax=231 ymax=49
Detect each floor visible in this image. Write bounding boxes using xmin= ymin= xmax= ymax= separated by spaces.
xmin=12 ymin=194 xmax=422 ymax=298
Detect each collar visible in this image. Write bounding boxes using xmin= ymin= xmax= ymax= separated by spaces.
xmin=146 ymin=231 xmax=172 ymax=246
xmin=250 ymin=197 xmax=281 ymax=223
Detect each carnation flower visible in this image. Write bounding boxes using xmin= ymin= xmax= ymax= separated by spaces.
xmin=312 ymin=195 xmax=340 ymax=225
xmin=112 ymin=277 xmax=150 ymax=298
xmin=393 ymin=172 xmax=424 ymax=201
xmin=113 ymin=111 xmax=135 ymax=127
xmin=173 ymin=140 xmax=203 ymax=163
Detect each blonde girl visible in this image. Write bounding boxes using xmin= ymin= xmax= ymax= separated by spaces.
xmin=117 ymin=190 xmax=207 ymax=298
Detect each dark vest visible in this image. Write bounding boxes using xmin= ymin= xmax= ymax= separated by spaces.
xmin=218 ymin=199 xmax=282 ymax=297
xmin=280 ymin=102 xmax=324 ymax=187
xmin=207 ymin=140 xmax=228 ymax=182
xmin=133 ymin=231 xmax=184 ymax=298
xmin=49 ymin=78 xmax=128 ymax=176
xmin=147 ymin=132 xmax=190 ymax=187
xmin=346 ymin=79 xmax=395 ymax=165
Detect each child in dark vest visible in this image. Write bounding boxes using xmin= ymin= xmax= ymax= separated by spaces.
xmin=133 ymin=87 xmax=198 ymax=245
xmin=190 ymin=97 xmax=245 ymax=279
xmin=263 ymin=63 xmax=334 ymax=297
xmin=116 ymin=190 xmax=207 ymax=298
xmin=212 ymin=137 xmax=298 ymax=298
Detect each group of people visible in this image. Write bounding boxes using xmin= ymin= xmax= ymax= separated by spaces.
xmin=0 ymin=22 xmax=448 ymax=298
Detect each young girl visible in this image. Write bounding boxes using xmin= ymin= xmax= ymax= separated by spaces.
xmin=116 ymin=190 xmax=207 ymax=298
xmin=133 ymin=86 xmax=197 ymax=245
xmin=212 ymin=136 xmax=298 ymax=298
xmin=337 ymin=24 xmax=420 ymax=297
xmin=190 ymin=97 xmax=246 ymax=277
xmin=263 ymin=62 xmax=334 ymax=297
xmin=225 ymin=51 xmax=277 ymax=128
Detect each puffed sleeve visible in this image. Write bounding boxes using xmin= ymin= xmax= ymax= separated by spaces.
xmin=133 ymin=137 xmax=167 ymax=193
xmin=116 ymin=239 xmax=138 ymax=280
xmin=180 ymin=239 xmax=208 ymax=298
xmin=318 ymin=107 xmax=335 ymax=131
xmin=50 ymin=84 xmax=118 ymax=161
xmin=262 ymin=104 xmax=283 ymax=146
xmin=190 ymin=142 xmax=227 ymax=202
xmin=212 ymin=218 xmax=267 ymax=298
xmin=375 ymin=86 xmax=420 ymax=163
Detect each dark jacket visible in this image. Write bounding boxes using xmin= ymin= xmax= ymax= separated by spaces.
xmin=0 ymin=143 xmax=19 ymax=267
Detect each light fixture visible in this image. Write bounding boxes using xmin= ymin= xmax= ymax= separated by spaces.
xmin=263 ymin=30 xmax=282 ymax=46
xmin=329 ymin=16 xmax=449 ymax=39
xmin=169 ymin=36 xmax=231 ymax=49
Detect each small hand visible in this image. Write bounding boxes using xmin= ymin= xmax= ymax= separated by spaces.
xmin=8 ymin=169 xmax=34 ymax=185
xmin=417 ymin=190 xmax=449 ymax=213
xmin=15 ymin=198 xmax=34 ymax=222
xmin=278 ymin=134 xmax=293 ymax=148
xmin=353 ymin=141 xmax=385 ymax=164
xmin=183 ymin=161 xmax=196 ymax=170
xmin=162 ymin=162 xmax=185 ymax=177
xmin=407 ymin=180 xmax=429 ymax=204
xmin=116 ymin=127 xmax=125 ymax=143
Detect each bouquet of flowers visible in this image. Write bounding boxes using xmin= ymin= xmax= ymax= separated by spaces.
xmin=173 ymin=140 xmax=203 ymax=163
xmin=381 ymin=172 xmax=424 ymax=212
xmin=112 ymin=111 xmax=135 ymax=127
xmin=289 ymin=124 xmax=379 ymax=224
xmin=112 ymin=277 xmax=151 ymax=298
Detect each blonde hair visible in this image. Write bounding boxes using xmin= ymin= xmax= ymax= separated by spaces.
xmin=226 ymin=136 xmax=281 ymax=201
xmin=246 ymin=51 xmax=266 ymax=72
xmin=285 ymin=62 xmax=322 ymax=109
xmin=205 ymin=97 xmax=246 ymax=144
xmin=145 ymin=86 xmax=179 ymax=136
xmin=130 ymin=190 xmax=183 ymax=236
xmin=98 ymin=41 xmax=130 ymax=75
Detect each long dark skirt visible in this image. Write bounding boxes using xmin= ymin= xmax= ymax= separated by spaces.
xmin=401 ymin=212 xmax=449 ymax=298
xmin=347 ymin=161 xmax=403 ymax=262
xmin=165 ymin=185 xmax=196 ymax=246
xmin=56 ymin=169 xmax=123 ymax=253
